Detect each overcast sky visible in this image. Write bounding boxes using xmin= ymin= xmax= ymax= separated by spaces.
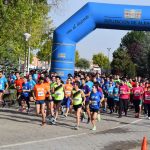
xmin=49 ymin=0 xmax=150 ymax=61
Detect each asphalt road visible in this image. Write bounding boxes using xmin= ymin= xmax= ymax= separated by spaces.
xmin=0 ymin=108 xmax=149 ymax=150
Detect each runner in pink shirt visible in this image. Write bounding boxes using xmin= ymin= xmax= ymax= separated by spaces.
xmin=132 ymin=82 xmax=144 ymax=118
xmin=118 ymin=79 xmax=130 ymax=118
xmin=143 ymin=86 xmax=150 ymax=120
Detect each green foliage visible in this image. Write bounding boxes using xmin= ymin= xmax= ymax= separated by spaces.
xmin=127 ymin=62 xmax=136 ymax=78
xmin=121 ymin=31 xmax=145 ymax=61
xmin=37 ymin=38 xmax=52 ymax=62
xmin=76 ymin=58 xmax=90 ymax=69
xmin=147 ymin=51 xmax=150 ymax=76
xmin=0 ymin=0 xmax=51 ymax=65
xmin=75 ymin=50 xmax=80 ymax=66
xmin=111 ymin=48 xmax=136 ymax=77
xmin=92 ymin=52 xmax=109 ymax=69
xmin=120 ymin=31 xmax=150 ymax=77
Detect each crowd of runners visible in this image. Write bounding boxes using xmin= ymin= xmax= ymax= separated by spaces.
xmin=0 ymin=70 xmax=150 ymax=130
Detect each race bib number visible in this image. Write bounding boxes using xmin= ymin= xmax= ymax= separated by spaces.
xmin=55 ymin=92 xmax=61 ymax=96
xmin=134 ymin=92 xmax=140 ymax=96
xmin=65 ymin=91 xmax=71 ymax=95
xmin=91 ymin=101 xmax=97 ymax=105
xmin=23 ymin=86 xmax=27 ymax=90
xmin=17 ymin=86 xmax=20 ymax=90
xmin=74 ymin=98 xmax=80 ymax=101
xmin=38 ymin=92 xmax=44 ymax=97
xmin=120 ymin=90 xmax=123 ymax=94
xmin=145 ymin=96 xmax=150 ymax=100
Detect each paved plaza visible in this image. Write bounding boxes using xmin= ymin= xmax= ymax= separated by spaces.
xmin=0 ymin=108 xmax=149 ymax=150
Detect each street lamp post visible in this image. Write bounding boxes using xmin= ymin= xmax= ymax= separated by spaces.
xmin=24 ymin=33 xmax=31 ymax=75
xmin=107 ymin=48 xmax=111 ymax=74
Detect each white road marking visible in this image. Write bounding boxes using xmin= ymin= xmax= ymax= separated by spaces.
xmin=0 ymin=119 xmax=143 ymax=148
xmin=111 ymin=119 xmax=142 ymax=129
xmin=0 ymin=133 xmax=87 ymax=148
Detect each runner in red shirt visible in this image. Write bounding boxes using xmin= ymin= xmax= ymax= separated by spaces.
xmin=14 ymin=72 xmax=24 ymax=110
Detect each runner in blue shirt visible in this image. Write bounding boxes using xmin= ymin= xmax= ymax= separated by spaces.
xmin=100 ymin=78 xmax=107 ymax=112
xmin=104 ymin=77 xmax=110 ymax=91
xmin=86 ymin=75 xmax=93 ymax=91
xmin=28 ymin=75 xmax=36 ymax=90
xmin=107 ymin=82 xmax=114 ymax=114
xmin=113 ymin=82 xmax=120 ymax=113
xmin=28 ymin=75 xmax=36 ymax=102
xmin=96 ymin=73 xmax=101 ymax=83
xmin=9 ymin=72 xmax=16 ymax=84
xmin=0 ymin=71 xmax=9 ymax=105
xmin=32 ymin=71 xmax=38 ymax=83
xmin=89 ymin=84 xmax=103 ymax=131
xmin=21 ymin=77 xmax=31 ymax=112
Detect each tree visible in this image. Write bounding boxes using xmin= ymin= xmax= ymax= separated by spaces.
xmin=0 ymin=0 xmax=52 ymax=66
xmin=75 ymin=50 xmax=80 ymax=66
xmin=76 ymin=58 xmax=90 ymax=69
xmin=147 ymin=51 xmax=150 ymax=77
xmin=111 ymin=48 xmax=136 ymax=77
xmin=37 ymin=38 xmax=52 ymax=62
xmin=92 ymin=52 xmax=109 ymax=69
xmin=121 ymin=31 xmax=145 ymax=61
xmin=120 ymin=31 xmax=149 ymax=76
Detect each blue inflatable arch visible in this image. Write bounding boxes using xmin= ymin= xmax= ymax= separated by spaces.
xmin=51 ymin=2 xmax=150 ymax=81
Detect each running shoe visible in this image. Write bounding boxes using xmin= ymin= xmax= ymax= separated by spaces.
xmin=64 ymin=114 xmax=67 ymax=118
xmin=81 ymin=113 xmax=85 ymax=122
xmin=148 ymin=117 xmax=150 ymax=120
xmin=27 ymin=108 xmax=32 ymax=114
xmin=118 ymin=115 xmax=122 ymax=118
xmin=17 ymin=106 xmax=22 ymax=112
xmin=135 ymin=114 xmax=140 ymax=118
xmin=92 ymin=126 xmax=96 ymax=131
xmin=61 ymin=106 xmax=66 ymax=115
xmin=46 ymin=116 xmax=54 ymax=123
xmin=22 ymin=108 xmax=26 ymax=113
xmin=41 ymin=122 xmax=46 ymax=126
xmin=109 ymin=111 xmax=113 ymax=114
xmin=87 ymin=118 xmax=90 ymax=124
xmin=115 ymin=109 xmax=118 ymax=113
xmin=83 ymin=112 xmax=86 ymax=119
xmin=47 ymin=115 xmax=52 ymax=120
xmin=46 ymin=115 xmax=52 ymax=123
xmin=74 ymin=126 xmax=79 ymax=130
xmin=51 ymin=118 xmax=56 ymax=125
xmin=103 ymin=108 xmax=106 ymax=112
